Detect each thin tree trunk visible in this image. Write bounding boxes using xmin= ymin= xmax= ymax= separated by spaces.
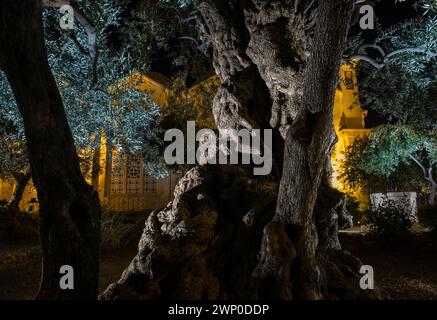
xmin=0 ymin=0 xmax=101 ymax=300
xmin=429 ymin=181 xmax=436 ymax=205
xmin=7 ymin=171 xmax=31 ymax=211
xmin=409 ymin=156 xmax=436 ymax=205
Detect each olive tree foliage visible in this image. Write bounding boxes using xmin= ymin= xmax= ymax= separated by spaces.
xmin=364 ymin=126 xmax=436 ymax=176
xmin=365 ymin=125 xmax=437 ymax=204
xmin=355 ymin=14 xmax=437 ymax=129
xmin=341 ymin=125 xmax=437 ymax=204
xmin=0 ymin=114 xmax=29 ymax=182
xmin=0 ymin=0 xmax=203 ymax=192
xmin=340 ymin=136 xmax=422 ymax=195
xmin=358 ymin=63 xmax=436 ymax=128
xmin=125 ymin=0 xmax=212 ymax=81
xmin=0 ymin=72 xmax=31 ymax=209
xmin=42 ymin=0 xmax=167 ymax=172
xmin=348 ymin=1 xmax=436 ymax=64
xmin=349 ymin=0 xmax=437 ymax=105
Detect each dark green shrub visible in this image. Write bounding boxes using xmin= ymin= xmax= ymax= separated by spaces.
xmin=418 ymin=204 xmax=437 ymax=232
xmin=101 ymin=211 xmax=145 ymax=251
xmin=365 ymin=199 xmax=413 ymax=241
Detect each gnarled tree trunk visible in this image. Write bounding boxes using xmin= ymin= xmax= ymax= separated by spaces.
xmin=101 ymin=0 xmax=379 ymax=300
xmin=0 ymin=0 xmax=101 ymax=299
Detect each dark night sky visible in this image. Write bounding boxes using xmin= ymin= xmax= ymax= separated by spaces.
xmin=375 ymin=0 xmax=418 ymax=24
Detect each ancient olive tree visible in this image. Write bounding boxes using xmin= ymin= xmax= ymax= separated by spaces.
xmin=101 ymin=0 xmax=379 ymax=300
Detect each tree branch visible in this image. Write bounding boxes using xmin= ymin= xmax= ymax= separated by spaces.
xmin=71 ymin=6 xmax=98 ymax=89
xmin=348 ymin=54 xmax=385 ymax=69
xmin=68 ymin=33 xmax=88 ymax=55
xmin=159 ymin=3 xmax=198 ymax=25
xmin=409 ymin=154 xmax=431 ymax=181
xmin=178 ymin=36 xmax=200 ymax=47
xmin=43 ymin=0 xmax=99 ymax=89
xmin=428 ymin=166 xmax=435 ymax=182
xmin=350 ymin=47 xmax=437 ymax=69
xmin=358 ymin=43 xmax=386 ymax=57
xmin=182 ymin=15 xmax=198 ymax=24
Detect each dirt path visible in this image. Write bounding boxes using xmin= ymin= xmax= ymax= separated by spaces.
xmin=340 ymin=233 xmax=437 ymax=300
xmin=0 ymin=246 xmax=137 ymax=300
xmin=1 ymin=233 xmax=437 ymax=300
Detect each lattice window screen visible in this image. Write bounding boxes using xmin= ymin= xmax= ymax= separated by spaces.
xmin=144 ymin=173 xmax=157 ymax=193
xmin=111 ymin=151 xmax=126 ymax=194
xmin=127 ymin=155 xmax=143 ymax=194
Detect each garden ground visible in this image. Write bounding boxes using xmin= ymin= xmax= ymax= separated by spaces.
xmin=0 ymin=231 xmax=436 ymax=300
xmin=339 ymin=231 xmax=437 ymax=299
xmin=0 ymin=241 xmax=138 ymax=300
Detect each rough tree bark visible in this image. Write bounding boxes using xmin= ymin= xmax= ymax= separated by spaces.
xmin=0 ymin=0 xmax=101 ymax=299
xmin=7 ymin=171 xmax=31 ymax=211
xmin=255 ymin=0 xmax=358 ymax=299
xmin=101 ymin=0 xmax=379 ymax=300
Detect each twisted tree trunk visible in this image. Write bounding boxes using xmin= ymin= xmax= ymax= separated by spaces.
xmin=0 ymin=0 xmax=101 ymax=299
xmin=101 ymin=0 xmax=379 ymax=300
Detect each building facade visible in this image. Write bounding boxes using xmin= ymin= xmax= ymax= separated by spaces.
xmin=330 ymin=63 xmax=371 ymax=208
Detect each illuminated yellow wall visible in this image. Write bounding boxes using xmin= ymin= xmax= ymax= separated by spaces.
xmin=128 ymin=71 xmax=171 ymax=107
xmin=162 ymin=75 xmax=218 ymax=129
xmin=93 ymin=73 xmax=181 ymax=212
xmin=330 ymin=63 xmax=371 ymax=209
xmin=0 ymin=178 xmax=38 ymax=213
xmin=0 ymin=179 xmax=13 ymax=204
